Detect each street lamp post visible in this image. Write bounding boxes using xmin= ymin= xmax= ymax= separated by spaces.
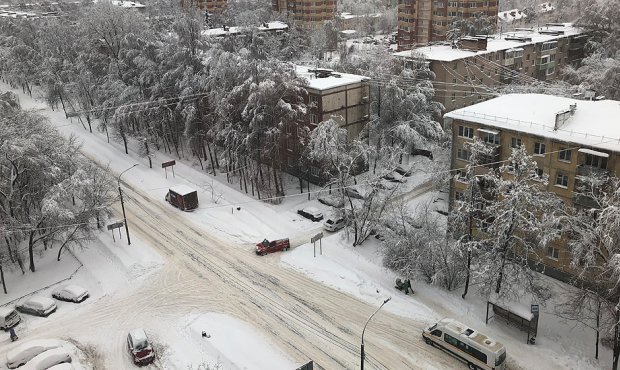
xmin=118 ymin=164 xmax=138 ymax=245
xmin=361 ymin=297 xmax=391 ymax=370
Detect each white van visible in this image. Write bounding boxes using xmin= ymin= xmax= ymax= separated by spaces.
xmin=422 ymin=318 xmax=506 ymax=370
xmin=0 ymin=307 xmax=21 ymax=330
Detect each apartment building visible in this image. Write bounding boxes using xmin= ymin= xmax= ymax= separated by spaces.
xmin=393 ymin=23 xmax=587 ymax=112
xmin=272 ymin=0 xmax=337 ymax=29
xmin=283 ymin=66 xmax=370 ymax=183
xmin=445 ymin=93 xmax=620 ymax=281
xmin=397 ymin=0 xmax=498 ymax=49
xmin=181 ymin=0 xmax=227 ymax=14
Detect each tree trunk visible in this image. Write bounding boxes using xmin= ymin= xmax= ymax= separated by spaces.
xmin=0 ymin=262 xmax=6 ymax=294
xmin=207 ymin=141 xmax=217 ymax=175
xmin=28 ymin=231 xmax=36 ymax=272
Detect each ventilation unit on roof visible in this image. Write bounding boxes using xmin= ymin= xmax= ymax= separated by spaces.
xmin=539 ymin=30 xmax=564 ymax=36
xmin=505 ymin=36 xmax=532 ymax=42
xmin=546 ymin=23 xmax=565 ymax=27
xmin=514 ymin=28 xmax=534 ymax=32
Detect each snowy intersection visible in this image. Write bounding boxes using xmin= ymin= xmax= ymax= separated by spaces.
xmin=0 ymin=84 xmax=612 ymax=369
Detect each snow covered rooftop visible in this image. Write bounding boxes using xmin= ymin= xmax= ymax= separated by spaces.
xmin=202 ymin=21 xmax=288 ymax=37
xmin=445 ymin=94 xmax=620 ymax=152
xmin=393 ymin=23 xmax=581 ymax=62
xmin=296 ymin=66 xmax=369 ymax=91
xmin=338 ymin=12 xmax=381 ymax=20
xmin=111 ymin=0 xmax=145 ymax=8
xmin=169 ymin=184 xmax=197 ymax=196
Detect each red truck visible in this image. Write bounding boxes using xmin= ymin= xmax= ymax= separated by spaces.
xmin=256 ymin=238 xmax=290 ymax=255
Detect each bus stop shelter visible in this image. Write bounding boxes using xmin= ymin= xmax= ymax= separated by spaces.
xmin=486 ymin=298 xmax=539 ymax=344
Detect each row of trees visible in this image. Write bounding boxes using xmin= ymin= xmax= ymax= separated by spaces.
xmin=0 ymin=92 xmax=116 ymax=293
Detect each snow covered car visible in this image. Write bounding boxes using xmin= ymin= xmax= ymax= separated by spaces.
xmin=256 ymin=238 xmax=290 ymax=255
xmin=394 ymin=164 xmax=413 ymax=177
xmin=344 ymin=187 xmax=365 ymax=200
xmin=127 ymin=328 xmax=155 ymax=365
xmin=383 ymin=171 xmax=407 ymax=183
xmin=323 ymin=217 xmax=346 ymax=232
xmin=297 ymin=207 xmax=324 ymax=222
xmin=47 ymin=364 xmax=74 ymax=370
xmin=16 ymin=297 xmax=57 ymax=317
xmin=318 ymin=194 xmax=345 ymax=208
xmin=0 ymin=306 xmax=21 ymax=330
xmin=6 ymin=339 xmax=61 ymax=369
xmin=52 ymin=285 xmax=89 ymax=303
xmin=21 ymin=347 xmax=71 ymax=370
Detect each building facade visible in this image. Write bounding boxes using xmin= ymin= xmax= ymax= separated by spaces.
xmin=445 ymin=94 xmax=620 ymax=281
xmin=397 ymin=0 xmax=498 ymax=49
xmin=394 ymin=24 xmax=586 ymax=113
xmin=181 ymin=0 xmax=227 ymax=14
xmin=272 ymin=0 xmax=337 ymax=29
xmin=283 ymin=67 xmax=370 ymax=183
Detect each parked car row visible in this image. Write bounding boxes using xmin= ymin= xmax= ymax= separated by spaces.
xmin=6 ymin=339 xmax=71 ymax=369
xmin=0 ymin=284 xmax=89 ymax=336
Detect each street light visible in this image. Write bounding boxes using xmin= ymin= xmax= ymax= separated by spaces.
xmin=361 ymin=297 xmax=391 ymax=370
xmin=118 ymin=164 xmax=138 ymax=245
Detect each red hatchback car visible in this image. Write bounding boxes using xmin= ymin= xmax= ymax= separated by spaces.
xmin=127 ymin=328 xmax=155 ymax=365
xmin=256 ymin=238 xmax=290 ymax=255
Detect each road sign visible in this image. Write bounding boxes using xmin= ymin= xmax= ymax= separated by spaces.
xmin=311 ymin=232 xmax=324 ymax=243
xmin=161 ymin=160 xmax=176 ymax=168
xmin=107 ymin=221 xmax=124 ymax=230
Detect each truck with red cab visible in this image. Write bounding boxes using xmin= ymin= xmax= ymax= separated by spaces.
xmin=256 ymin=238 xmax=290 ymax=255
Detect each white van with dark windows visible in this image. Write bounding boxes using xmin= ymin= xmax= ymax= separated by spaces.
xmin=0 ymin=307 xmax=21 ymax=330
xmin=422 ymin=318 xmax=506 ymax=370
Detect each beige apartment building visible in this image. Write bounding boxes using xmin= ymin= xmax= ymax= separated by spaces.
xmin=397 ymin=0 xmax=498 ymax=49
xmin=272 ymin=0 xmax=337 ymax=29
xmin=394 ymin=23 xmax=587 ymax=112
xmin=445 ymin=93 xmax=620 ymax=281
xmin=283 ymin=66 xmax=370 ymax=182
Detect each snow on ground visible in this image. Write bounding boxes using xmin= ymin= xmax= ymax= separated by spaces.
xmin=159 ymin=313 xmax=297 ymax=370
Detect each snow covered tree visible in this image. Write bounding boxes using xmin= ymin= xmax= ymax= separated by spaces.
xmin=472 ymin=145 xmax=564 ymax=303
xmin=447 ymin=13 xmax=495 ymax=41
xmin=558 ymin=174 xmax=620 ymax=368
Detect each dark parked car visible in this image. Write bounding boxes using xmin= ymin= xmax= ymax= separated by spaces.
xmin=16 ymin=297 xmax=56 ymax=317
xmin=297 ymin=207 xmax=324 ymax=222
xmin=127 ymin=329 xmax=155 ymax=365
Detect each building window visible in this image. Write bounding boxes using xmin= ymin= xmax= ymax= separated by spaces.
xmin=534 ymin=168 xmax=544 ymax=180
xmin=558 ymin=147 xmax=572 ymax=162
xmin=451 ymin=93 xmax=456 ymax=101
xmin=458 ymin=125 xmax=474 ymax=138
xmin=286 ymin=139 xmax=295 ymax=151
xmin=455 ymin=190 xmax=465 ymax=202
xmin=511 ymin=137 xmax=522 ymax=148
xmin=584 ymin=153 xmax=608 ymax=169
xmin=457 ymin=148 xmax=471 ymax=161
xmin=547 ymin=246 xmax=559 ymax=260
xmin=309 ymin=95 xmax=318 ymax=106
xmin=555 ymin=172 xmax=569 ymax=187
xmin=310 ymin=114 xmax=319 ymax=124
xmin=534 ymin=142 xmax=546 ymax=155
xmin=481 ymin=131 xmax=499 ymax=145
xmin=310 ymin=165 xmax=320 ymax=177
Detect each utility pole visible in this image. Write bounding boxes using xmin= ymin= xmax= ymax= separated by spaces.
xmin=118 ymin=164 xmax=139 ymax=246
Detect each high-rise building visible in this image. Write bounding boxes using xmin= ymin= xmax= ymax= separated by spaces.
xmin=273 ymin=0 xmax=337 ymax=29
xmin=397 ymin=0 xmax=498 ymax=50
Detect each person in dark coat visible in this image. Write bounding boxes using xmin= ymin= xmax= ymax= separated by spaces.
xmin=9 ymin=327 xmax=17 ymax=341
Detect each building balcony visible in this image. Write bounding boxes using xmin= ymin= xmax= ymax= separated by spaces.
xmin=503 ymin=57 xmax=514 ymax=66
xmin=537 ymin=61 xmax=556 ymax=71
xmin=576 ymin=164 xmax=609 ymax=178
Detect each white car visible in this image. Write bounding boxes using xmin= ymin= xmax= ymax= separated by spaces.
xmin=323 ymin=217 xmax=346 ymax=232
xmin=16 ymin=297 xmax=57 ymax=317
xmin=21 ymin=348 xmax=71 ymax=370
xmin=6 ymin=339 xmax=61 ymax=369
xmin=52 ymin=284 xmax=89 ymax=303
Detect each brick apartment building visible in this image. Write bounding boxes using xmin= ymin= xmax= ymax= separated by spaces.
xmin=283 ymin=66 xmax=370 ymax=183
xmin=445 ymin=93 xmax=620 ymax=281
xmin=272 ymin=0 xmax=337 ymax=29
xmin=397 ymin=0 xmax=498 ymax=50
xmin=394 ymin=23 xmax=587 ymax=112
xmin=181 ymin=0 xmax=227 ymax=14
